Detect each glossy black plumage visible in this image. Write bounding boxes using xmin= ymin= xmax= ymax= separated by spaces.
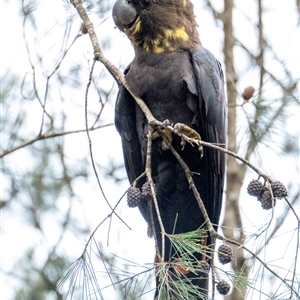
xmin=113 ymin=0 xmax=226 ymax=298
xmin=116 ymin=47 xmax=225 ymax=233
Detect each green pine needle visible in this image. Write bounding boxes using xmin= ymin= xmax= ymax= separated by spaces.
xmin=155 ymin=262 xmax=208 ymax=300
xmin=167 ymin=227 xmax=213 ymax=262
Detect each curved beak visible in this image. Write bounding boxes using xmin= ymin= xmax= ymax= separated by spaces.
xmin=112 ymin=0 xmax=138 ymax=32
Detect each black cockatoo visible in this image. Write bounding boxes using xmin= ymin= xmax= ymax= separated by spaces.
xmin=112 ymin=0 xmax=226 ymax=298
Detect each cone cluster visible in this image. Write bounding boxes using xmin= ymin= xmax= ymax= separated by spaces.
xmin=127 ymin=181 xmax=158 ymax=208
xmin=247 ymin=179 xmax=287 ymax=210
xmin=127 ymin=187 xmax=141 ymax=208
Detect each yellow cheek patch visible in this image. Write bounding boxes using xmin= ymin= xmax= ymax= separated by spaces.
xmin=164 ymin=40 xmax=170 ymax=48
xmin=141 ymin=36 xmax=163 ymax=53
xmin=164 ymin=27 xmax=189 ymax=41
xmin=152 ymin=45 xmax=165 ymax=53
xmin=132 ymin=20 xmax=141 ymax=35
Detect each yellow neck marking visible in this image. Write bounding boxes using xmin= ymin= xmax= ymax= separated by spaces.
xmin=134 ymin=26 xmax=189 ymax=53
xmin=164 ymin=27 xmax=189 ymax=42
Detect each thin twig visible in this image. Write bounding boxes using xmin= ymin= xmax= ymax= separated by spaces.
xmin=256 ymin=192 xmax=299 ymax=256
xmin=158 ymin=129 xmax=215 ymax=237
xmin=284 ymin=196 xmax=300 ymax=298
xmin=69 ymin=1 xmax=299 ymax=298
xmin=170 ymin=127 xmax=274 ymax=183
xmin=145 ymin=126 xmax=166 ymax=262
xmin=82 ymin=188 xmax=131 ymax=256
xmin=158 ymin=129 xmax=299 ymax=298
xmin=84 ymin=59 xmax=129 ymax=233
xmin=21 ymin=3 xmax=53 ymax=132
xmin=219 ymin=233 xmax=300 ymax=298
xmin=69 ymin=0 xmax=160 ymax=127
xmin=0 ymin=124 xmax=113 ymax=158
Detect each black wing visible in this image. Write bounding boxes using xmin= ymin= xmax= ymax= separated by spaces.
xmin=190 ymin=47 xmax=226 ymax=228
xmin=115 ymin=85 xmax=143 ymax=183
xmin=115 ymin=67 xmax=149 ymax=222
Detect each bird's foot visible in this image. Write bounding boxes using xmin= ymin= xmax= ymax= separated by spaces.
xmin=152 ymin=119 xmax=173 ymax=150
xmin=161 ymin=119 xmax=173 ymax=128
xmin=161 ymin=119 xmax=173 ymax=150
xmin=174 ymin=123 xmax=203 ymax=158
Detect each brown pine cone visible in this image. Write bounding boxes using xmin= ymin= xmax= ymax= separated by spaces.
xmin=256 ymin=185 xmax=268 ymax=202
xmin=247 ymin=179 xmax=264 ymax=197
xmin=127 ymin=187 xmax=141 ymax=208
xmin=141 ymin=182 xmax=156 ymax=201
xmin=216 ymin=280 xmax=231 ymax=295
xmin=271 ymin=181 xmax=288 ymax=198
xmin=218 ymin=245 xmax=233 ymax=265
xmin=261 ymin=190 xmax=276 ymax=210
xmin=198 ymin=261 xmax=210 ymax=274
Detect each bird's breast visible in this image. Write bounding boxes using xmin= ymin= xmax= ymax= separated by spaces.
xmin=126 ymin=50 xmax=197 ymax=123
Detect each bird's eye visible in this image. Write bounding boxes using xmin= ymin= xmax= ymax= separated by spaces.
xmin=141 ymin=0 xmax=150 ymax=7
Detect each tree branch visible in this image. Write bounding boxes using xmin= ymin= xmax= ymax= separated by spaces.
xmin=145 ymin=126 xmax=166 ymax=262
xmin=157 ymin=129 xmax=300 ymax=298
xmin=0 ymin=124 xmax=113 ymax=158
xmin=69 ymin=0 xmax=159 ymax=127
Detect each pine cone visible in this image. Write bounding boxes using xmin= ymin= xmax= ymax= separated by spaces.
xmin=218 ymin=245 xmax=233 ymax=265
xmin=141 ymin=182 xmax=156 ymax=201
xmin=271 ymin=181 xmax=288 ymax=198
xmin=199 ymin=261 xmax=210 ymax=271
xmin=261 ymin=190 xmax=276 ymax=210
xmin=198 ymin=261 xmax=210 ymax=274
xmin=216 ymin=280 xmax=231 ymax=295
xmin=256 ymin=185 xmax=268 ymax=202
xmin=127 ymin=187 xmax=141 ymax=208
xmin=247 ymin=179 xmax=264 ymax=197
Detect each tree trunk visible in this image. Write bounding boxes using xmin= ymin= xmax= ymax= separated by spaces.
xmin=221 ymin=0 xmax=249 ymax=299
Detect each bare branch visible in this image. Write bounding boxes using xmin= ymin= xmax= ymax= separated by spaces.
xmin=255 ymin=192 xmax=300 ymax=256
xmin=69 ymin=0 xmax=160 ymax=127
xmin=0 ymin=124 xmax=113 ymax=158
xmin=84 ymin=59 xmax=130 ymax=234
xmin=158 ymin=128 xmax=299 ymax=298
xmin=145 ymin=126 xmax=166 ymax=262
xmin=67 ymin=2 xmax=299 ymax=298
xmin=158 ymin=129 xmax=215 ymax=237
